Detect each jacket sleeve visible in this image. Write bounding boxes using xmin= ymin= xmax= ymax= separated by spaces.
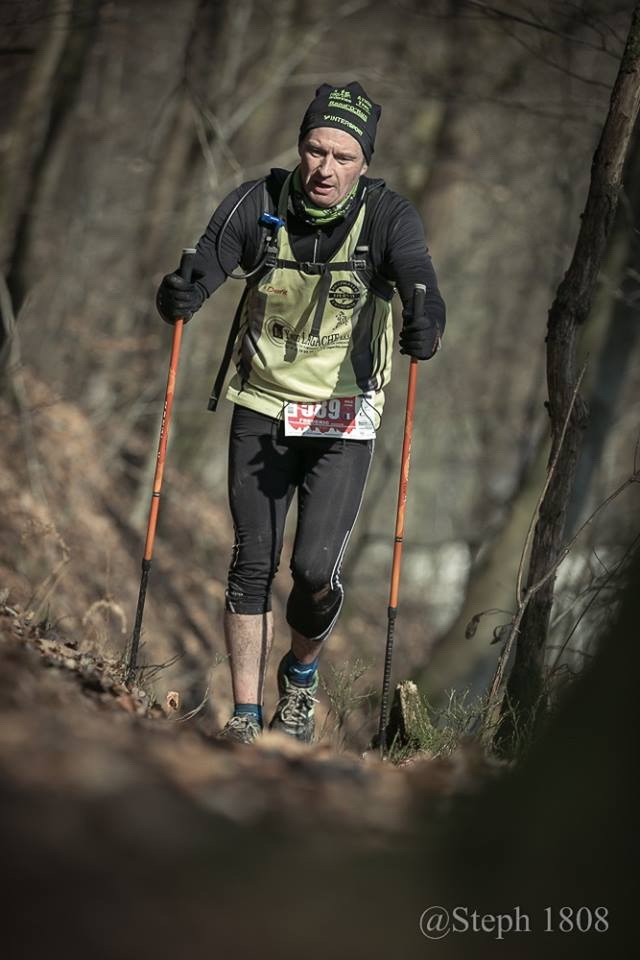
xmin=190 ymin=179 xmax=264 ymax=300
xmin=378 ymin=193 xmax=446 ymax=334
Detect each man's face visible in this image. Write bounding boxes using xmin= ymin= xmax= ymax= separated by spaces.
xmin=298 ymin=128 xmax=368 ymax=208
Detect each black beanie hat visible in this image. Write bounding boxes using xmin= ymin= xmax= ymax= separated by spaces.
xmin=298 ymin=81 xmax=381 ymax=163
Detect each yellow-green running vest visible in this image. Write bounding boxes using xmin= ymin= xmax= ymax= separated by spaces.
xmin=226 ymin=172 xmax=395 ymax=422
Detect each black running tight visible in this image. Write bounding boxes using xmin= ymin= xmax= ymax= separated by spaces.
xmin=225 ymin=404 xmax=374 ymax=641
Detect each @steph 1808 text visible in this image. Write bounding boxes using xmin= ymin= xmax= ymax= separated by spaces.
xmin=418 ymin=906 xmax=610 ymax=941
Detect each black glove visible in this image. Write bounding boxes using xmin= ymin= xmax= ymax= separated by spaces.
xmin=156 ymin=271 xmax=205 ymax=324
xmin=399 ymin=307 xmax=442 ymax=360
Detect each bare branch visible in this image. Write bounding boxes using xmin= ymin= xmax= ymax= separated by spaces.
xmin=487 ymin=16 xmax=615 ymax=90
xmin=487 ymin=461 xmax=639 ymax=719
xmin=463 ymin=0 xmax=622 ymax=58
xmin=219 ymin=0 xmax=372 ymax=142
xmin=530 ymin=472 xmax=639 ymax=598
xmin=549 ymin=529 xmax=640 ymax=669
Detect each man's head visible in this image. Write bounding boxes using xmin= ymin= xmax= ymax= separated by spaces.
xmin=298 ymin=81 xmax=381 ymax=208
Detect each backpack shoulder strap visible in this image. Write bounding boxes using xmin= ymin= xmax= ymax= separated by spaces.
xmin=356 ymin=182 xmax=386 ymax=249
xmin=354 ymin=184 xmax=395 ymax=301
xmin=265 ymin=168 xmax=290 ymax=209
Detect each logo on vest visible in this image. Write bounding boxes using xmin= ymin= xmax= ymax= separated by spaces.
xmin=266 ymin=316 xmax=289 ymax=344
xmin=265 ymin=315 xmax=351 ymax=354
xmin=328 ymin=280 xmax=360 ymax=310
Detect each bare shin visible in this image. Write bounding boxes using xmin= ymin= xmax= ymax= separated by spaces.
xmin=223 ymin=611 xmax=273 ymax=704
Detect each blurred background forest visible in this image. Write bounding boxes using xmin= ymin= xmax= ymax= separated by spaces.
xmin=1 ymin=0 xmax=639 ymax=744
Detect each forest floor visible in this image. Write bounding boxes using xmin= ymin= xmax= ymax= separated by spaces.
xmin=2 ymin=586 xmax=630 ymax=960
xmin=0 ymin=592 xmax=507 ymax=959
xmin=0 ymin=592 xmax=503 ymax=834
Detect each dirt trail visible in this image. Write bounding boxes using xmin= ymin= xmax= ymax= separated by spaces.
xmin=2 ymin=572 xmax=635 ymax=959
xmin=0 ymin=596 xmax=503 ymax=959
xmin=0 ymin=597 xmax=498 ymax=829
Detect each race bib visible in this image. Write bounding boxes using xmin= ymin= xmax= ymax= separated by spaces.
xmin=284 ymin=396 xmax=377 ymax=439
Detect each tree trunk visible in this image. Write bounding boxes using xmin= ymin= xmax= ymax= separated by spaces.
xmin=0 ymin=0 xmax=72 ymax=272
xmin=566 ymin=124 xmax=640 ymax=535
xmin=4 ymin=0 xmax=100 ymax=329
xmin=494 ymin=3 xmax=640 ymax=757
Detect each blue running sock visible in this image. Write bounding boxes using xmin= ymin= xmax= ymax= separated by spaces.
xmin=233 ymin=703 xmax=263 ymax=727
xmin=283 ymin=650 xmax=319 ymax=687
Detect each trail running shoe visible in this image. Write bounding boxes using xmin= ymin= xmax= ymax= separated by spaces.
xmin=217 ymin=714 xmax=262 ymax=745
xmin=268 ymin=659 xmax=319 ymax=743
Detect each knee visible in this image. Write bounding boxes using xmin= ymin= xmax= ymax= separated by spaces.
xmin=286 ymin=577 xmax=343 ymax=642
xmin=289 ymin=555 xmax=332 ymax=598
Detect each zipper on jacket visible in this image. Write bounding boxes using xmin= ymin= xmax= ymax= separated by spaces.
xmin=313 ymin=229 xmax=321 ymax=263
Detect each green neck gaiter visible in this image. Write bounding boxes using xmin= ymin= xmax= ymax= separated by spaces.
xmin=291 ymin=167 xmax=360 ymax=225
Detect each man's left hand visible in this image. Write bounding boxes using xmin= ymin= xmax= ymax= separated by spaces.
xmin=399 ymin=308 xmax=442 ymax=360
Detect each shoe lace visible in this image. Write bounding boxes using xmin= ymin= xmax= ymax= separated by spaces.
xmin=278 ymin=685 xmax=318 ymax=726
xmin=225 ymin=714 xmax=260 ymax=734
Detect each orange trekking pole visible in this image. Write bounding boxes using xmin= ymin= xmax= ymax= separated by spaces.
xmin=377 ymin=282 xmax=426 ymax=755
xmin=126 ymin=247 xmax=195 ymax=682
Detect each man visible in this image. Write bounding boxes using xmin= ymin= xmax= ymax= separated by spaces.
xmin=156 ymin=82 xmax=446 ymax=745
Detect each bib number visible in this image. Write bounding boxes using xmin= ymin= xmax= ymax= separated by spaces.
xmin=284 ymin=396 xmax=377 ymax=440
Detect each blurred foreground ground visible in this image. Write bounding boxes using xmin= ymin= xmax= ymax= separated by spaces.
xmin=1 ymin=569 xmax=636 ymax=959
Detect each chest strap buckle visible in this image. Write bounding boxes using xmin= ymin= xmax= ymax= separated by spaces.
xmin=263 ymin=242 xmax=279 ymax=269
xmin=298 ymin=261 xmax=324 ymax=275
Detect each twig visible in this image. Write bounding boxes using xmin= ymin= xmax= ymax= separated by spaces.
xmin=463 ymin=0 xmax=621 ymax=59
xmin=486 ymin=463 xmax=639 ymax=721
xmin=549 ymin=580 xmax=611 ymax=630
xmin=464 ymin=607 xmax=515 ymax=639
xmin=528 ymin=470 xmax=638 ymax=598
xmin=219 ymin=0 xmax=372 ymax=142
xmin=27 ymin=530 xmax=71 ymax=622
xmin=187 ymin=88 xmax=243 ymax=182
xmin=482 ymin=13 xmax=614 ymax=91
xmin=546 ymin=644 xmax=595 ymax=659
xmin=174 ymin=679 xmax=211 ymax=722
xmin=549 ymin=529 xmax=640 ymax=670
xmin=136 ymin=653 xmax=182 ymax=683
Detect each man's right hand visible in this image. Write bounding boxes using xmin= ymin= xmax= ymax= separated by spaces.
xmin=156 ymin=272 xmax=205 ymax=324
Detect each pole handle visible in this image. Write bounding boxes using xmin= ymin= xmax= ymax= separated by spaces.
xmin=409 ymin=283 xmax=426 ymax=375
xmin=413 ymin=282 xmax=426 ymax=324
xmin=178 ymin=247 xmax=196 ymax=285
xmin=172 ymin=248 xmax=196 ymax=331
